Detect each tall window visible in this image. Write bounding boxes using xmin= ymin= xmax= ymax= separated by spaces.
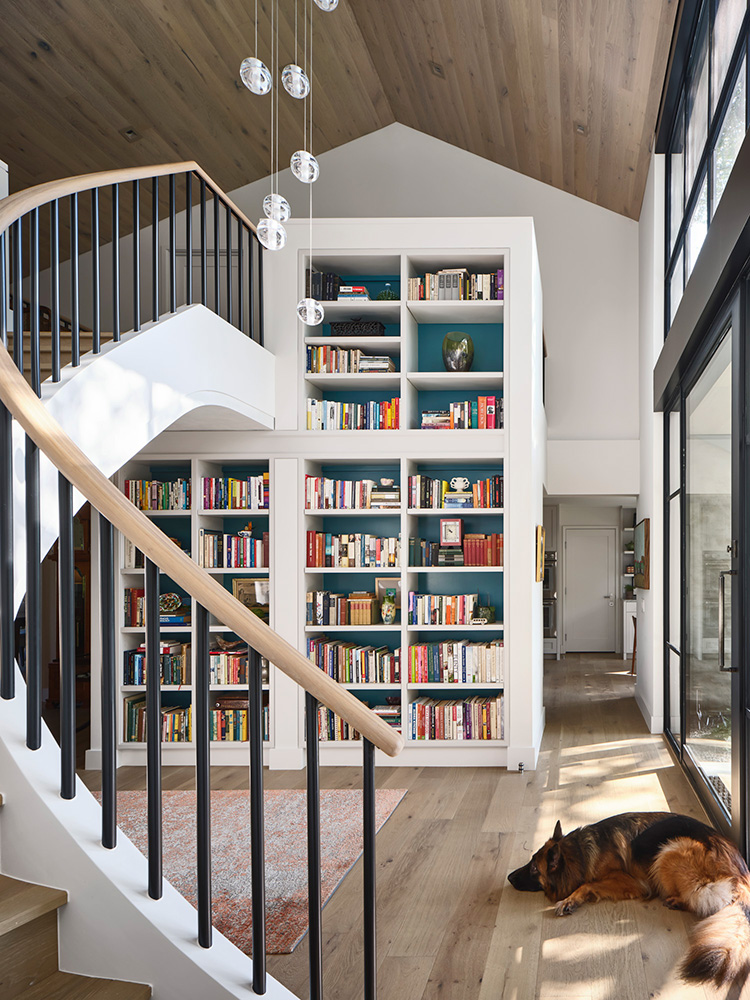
xmin=666 ymin=0 xmax=749 ymax=328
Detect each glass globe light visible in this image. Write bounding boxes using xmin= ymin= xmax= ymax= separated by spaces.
xmin=313 ymin=0 xmax=339 ymax=9
xmin=281 ymin=63 xmax=310 ymax=99
xmin=290 ymin=150 xmax=320 ymax=184
xmin=257 ymin=218 xmax=287 ymax=251
xmin=263 ymin=193 xmax=291 ymax=222
xmin=240 ymin=57 xmax=272 ymax=96
xmin=297 ymin=297 xmax=325 ymax=325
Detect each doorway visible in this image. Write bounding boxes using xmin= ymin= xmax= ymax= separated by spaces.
xmin=563 ymin=527 xmax=617 ymax=652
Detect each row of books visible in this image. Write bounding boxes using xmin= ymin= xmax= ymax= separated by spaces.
xmin=408 ymin=640 xmax=504 ymax=684
xmin=306 ymin=590 xmax=381 ymax=627
xmin=307 ymin=637 xmax=401 ymax=684
xmin=408 ymin=269 xmax=504 ymax=302
xmin=408 ymin=474 xmax=503 ymax=510
xmin=123 ymin=696 xmax=192 ymax=742
xmin=305 ymin=476 xmax=400 ymax=510
xmin=197 ymin=528 xmax=269 ymax=569
xmin=306 ymin=398 xmax=400 ymax=431
xmin=409 ymin=533 xmax=503 ymax=567
xmin=123 ymin=642 xmax=190 ymax=686
xmin=408 ymin=591 xmax=483 ymax=626
xmin=306 ymin=531 xmax=400 ymax=568
xmin=409 ymin=695 xmax=504 ymax=741
xmin=305 ymin=268 xmax=342 ymax=301
xmin=124 ymin=590 xmax=191 ymax=628
xmin=202 ymin=474 xmax=269 ymax=511
xmin=209 ymin=703 xmax=269 ymax=741
xmin=208 ymin=651 xmax=248 ymax=686
xmin=124 ymin=478 xmax=191 ymax=511
xmin=421 ymin=397 xmax=503 ymax=430
xmin=315 ymin=704 xmax=402 ymax=740
xmin=306 ymin=347 xmax=396 ymax=374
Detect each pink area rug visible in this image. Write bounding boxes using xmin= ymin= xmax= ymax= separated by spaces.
xmin=101 ymin=788 xmax=406 ymax=954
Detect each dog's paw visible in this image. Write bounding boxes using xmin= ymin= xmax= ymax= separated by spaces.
xmin=663 ymin=896 xmax=686 ymax=910
xmin=554 ymin=897 xmax=579 ymax=916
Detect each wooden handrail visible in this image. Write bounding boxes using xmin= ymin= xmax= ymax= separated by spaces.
xmin=0 ymin=346 xmax=403 ymax=757
xmin=0 ymin=162 xmax=257 ymax=240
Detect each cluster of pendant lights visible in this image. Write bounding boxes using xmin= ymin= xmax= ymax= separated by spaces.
xmin=240 ymin=0 xmax=337 ymax=324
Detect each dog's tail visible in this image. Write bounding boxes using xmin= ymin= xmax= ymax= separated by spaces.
xmin=681 ymin=881 xmax=750 ymax=986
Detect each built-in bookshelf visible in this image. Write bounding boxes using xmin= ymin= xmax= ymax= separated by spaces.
xmin=115 ymin=457 xmax=273 ymax=764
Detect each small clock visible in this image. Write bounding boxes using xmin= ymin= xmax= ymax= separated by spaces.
xmin=440 ymin=518 xmax=463 ymax=547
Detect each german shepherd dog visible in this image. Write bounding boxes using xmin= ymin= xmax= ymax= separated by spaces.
xmin=508 ymin=812 xmax=750 ymax=986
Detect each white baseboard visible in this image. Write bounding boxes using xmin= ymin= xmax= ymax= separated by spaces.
xmin=635 ymin=691 xmax=663 ymax=734
xmin=507 ymin=707 xmax=546 ymax=771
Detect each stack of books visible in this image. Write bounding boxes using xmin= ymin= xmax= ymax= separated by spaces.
xmin=409 ymin=539 xmax=467 ymax=567
xmin=124 ymin=478 xmax=191 ymax=511
xmin=306 ymin=397 xmax=399 ymax=430
xmin=307 ymin=636 xmax=400 ymax=683
xmin=306 ymin=530 xmax=400 ymax=568
xmin=306 ymin=347 xmax=396 ymax=374
xmin=337 ymin=284 xmax=370 ymax=301
xmin=420 ymin=397 xmax=502 ymax=429
xmin=306 ymin=590 xmax=382 ymax=626
xmin=408 ymin=269 xmax=504 ymax=301
xmin=372 ymin=703 xmax=402 ymax=731
xmin=409 ymin=694 xmax=504 ymax=740
xmin=408 ymin=639 xmax=504 ymax=684
xmin=123 ymin=641 xmax=190 ymax=686
xmin=201 ymin=474 xmax=269 ymax=511
xmin=306 ymin=268 xmax=341 ymax=301
xmin=370 ymin=483 xmax=401 ymax=509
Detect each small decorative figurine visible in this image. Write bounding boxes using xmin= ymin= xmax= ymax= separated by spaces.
xmin=450 ymin=476 xmax=471 ymax=492
xmin=380 ymin=588 xmax=397 ymax=625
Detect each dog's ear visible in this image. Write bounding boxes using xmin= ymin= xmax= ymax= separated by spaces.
xmin=553 ymin=820 xmax=563 ymax=841
xmin=547 ymin=843 xmax=563 ymax=872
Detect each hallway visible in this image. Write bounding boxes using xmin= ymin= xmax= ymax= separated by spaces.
xmin=82 ymin=655 xmax=745 ymax=999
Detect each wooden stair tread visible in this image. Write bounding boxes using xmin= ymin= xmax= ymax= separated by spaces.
xmin=0 ymin=874 xmax=67 ymax=937
xmin=17 ymin=971 xmax=151 ymax=1000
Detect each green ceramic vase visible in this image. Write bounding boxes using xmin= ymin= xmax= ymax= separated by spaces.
xmin=442 ymin=330 xmax=474 ymax=372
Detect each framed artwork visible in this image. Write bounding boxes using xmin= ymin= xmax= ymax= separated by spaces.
xmin=232 ymin=577 xmax=270 ymax=621
xmin=375 ymin=576 xmax=401 ymax=608
xmin=634 ymin=518 xmax=650 ymax=589
xmin=535 ymin=525 xmax=545 ymax=582
xmin=440 ymin=517 xmax=463 ymax=547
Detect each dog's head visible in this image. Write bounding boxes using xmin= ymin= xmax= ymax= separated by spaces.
xmin=508 ymin=820 xmax=565 ymax=898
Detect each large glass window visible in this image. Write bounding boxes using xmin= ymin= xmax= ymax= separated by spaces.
xmin=665 ymin=0 xmax=749 ymax=328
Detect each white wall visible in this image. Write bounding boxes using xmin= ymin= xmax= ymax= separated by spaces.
xmin=231 ymin=123 xmax=640 ymax=494
xmin=635 ymin=154 xmax=665 ymax=732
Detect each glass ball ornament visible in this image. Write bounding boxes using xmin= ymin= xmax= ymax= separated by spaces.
xmin=290 ymin=150 xmax=320 ymax=184
xmin=239 ymin=57 xmax=272 ymax=96
xmin=281 ymin=63 xmax=310 ymax=99
xmin=313 ymin=0 xmax=339 ymax=8
xmin=257 ymin=218 xmax=287 ymax=251
xmin=297 ymin=297 xmax=325 ymax=326
xmin=263 ymin=193 xmax=291 ymax=222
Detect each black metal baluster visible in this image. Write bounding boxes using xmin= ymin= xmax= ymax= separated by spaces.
xmin=185 ymin=173 xmax=193 ymax=306
xmin=257 ymin=241 xmax=264 ymax=347
xmin=152 ymin=177 xmax=160 ymax=323
xmin=50 ymin=201 xmax=60 ymax=381
xmin=145 ymin=557 xmax=162 ymax=899
xmin=112 ymin=184 xmax=120 ymax=343
xmin=12 ymin=219 xmax=22 ymax=372
xmin=200 ymin=179 xmax=207 ymax=307
xmin=70 ymin=193 xmax=80 ymax=366
xmin=100 ymin=516 xmax=116 ymax=848
xmin=0 ymin=398 xmax=12 ymax=700
xmin=91 ymin=188 xmax=101 ymax=353
xmin=250 ymin=647 xmax=266 ymax=993
xmin=226 ymin=207 xmax=232 ymax=327
xmin=59 ymin=475 xmax=76 ymax=797
xmin=133 ymin=180 xmax=141 ymax=333
xmin=29 ymin=208 xmax=40 ymax=395
xmin=306 ymin=692 xmax=323 ymax=1000
xmin=363 ymin=739 xmax=377 ymax=1000
xmin=237 ymin=224 xmax=244 ymax=335
xmin=0 ymin=232 xmax=5 ymax=349
xmin=195 ymin=603 xmax=212 ymax=946
xmin=213 ymin=191 xmax=220 ymax=318
xmin=248 ymin=234 xmax=255 ymax=344
xmin=24 ymin=436 xmax=41 ymax=750
xmin=169 ymin=174 xmax=176 ymax=315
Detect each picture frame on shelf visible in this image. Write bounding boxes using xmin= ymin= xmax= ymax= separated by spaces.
xmin=232 ymin=577 xmax=270 ymax=615
xmin=634 ymin=518 xmax=650 ymax=590
xmin=440 ymin=518 xmax=463 ymax=547
xmin=535 ymin=525 xmax=545 ymax=582
xmin=375 ymin=576 xmax=401 ymax=608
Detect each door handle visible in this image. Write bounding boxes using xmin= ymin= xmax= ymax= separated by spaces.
xmin=603 ymin=595 xmax=612 ymax=599
xmin=719 ymin=570 xmax=737 ymax=672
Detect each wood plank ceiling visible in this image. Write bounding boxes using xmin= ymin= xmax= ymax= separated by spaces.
xmin=1 ymin=0 xmax=677 ymax=220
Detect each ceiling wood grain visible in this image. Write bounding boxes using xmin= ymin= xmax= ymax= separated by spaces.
xmin=0 ymin=0 xmax=677 ymax=219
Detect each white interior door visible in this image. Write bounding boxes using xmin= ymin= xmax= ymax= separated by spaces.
xmin=563 ymin=527 xmax=617 ymax=652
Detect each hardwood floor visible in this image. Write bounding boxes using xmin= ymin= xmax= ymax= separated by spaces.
xmin=79 ymin=654 xmax=748 ymax=999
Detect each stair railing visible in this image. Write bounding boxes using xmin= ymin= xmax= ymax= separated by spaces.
xmin=0 ymin=169 xmax=402 ymax=999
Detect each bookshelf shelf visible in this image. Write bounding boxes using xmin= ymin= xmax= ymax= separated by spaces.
xmin=406 ymin=300 xmax=504 ymax=324
xmin=305 ymin=508 xmax=400 ymax=516
xmin=405 ymin=624 xmax=504 ymax=632
xmin=316 ymin=300 xmax=401 ymax=322
xmin=407 ymin=566 xmax=504 ymax=574
xmin=306 ymin=336 xmax=402 ymax=352
xmin=406 ymin=738 xmax=507 ymax=747
xmin=304 ymin=625 xmax=401 ymax=633
xmin=406 ymin=683 xmax=503 ymax=691
xmin=407 ymin=372 xmax=504 ymax=391
xmin=199 ymin=508 xmax=269 ymax=516
xmin=203 ymin=567 xmax=269 ymax=575
xmin=305 ymin=566 xmax=401 ymax=574
xmin=407 ymin=508 xmax=504 ymax=516
xmin=305 ymin=373 xmax=401 ymax=391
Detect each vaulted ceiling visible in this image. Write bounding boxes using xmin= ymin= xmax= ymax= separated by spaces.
xmin=1 ymin=0 xmax=678 ymax=219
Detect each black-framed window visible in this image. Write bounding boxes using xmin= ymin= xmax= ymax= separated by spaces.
xmin=665 ymin=0 xmax=749 ymax=331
